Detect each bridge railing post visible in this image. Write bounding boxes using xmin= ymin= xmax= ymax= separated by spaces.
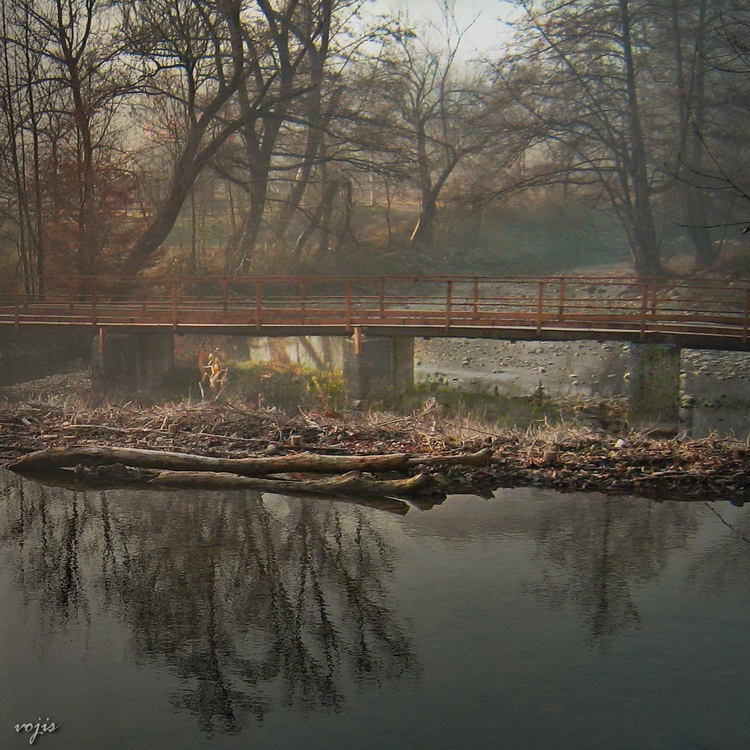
xmin=300 ymin=278 xmax=307 ymax=320
xmin=171 ymin=279 xmax=178 ymax=329
xmin=13 ymin=281 xmax=19 ymax=328
xmin=92 ymin=279 xmax=98 ymax=326
xmin=744 ymin=288 xmax=750 ymax=344
xmin=650 ymin=281 xmax=659 ymax=318
xmin=222 ymin=277 xmax=228 ymax=312
xmin=255 ymin=280 xmax=262 ymax=330
xmin=379 ymin=277 xmax=385 ymax=318
xmin=473 ymin=277 xmax=479 ymax=319
xmin=640 ymin=284 xmax=649 ymax=338
xmin=536 ymin=281 xmax=545 ymax=334
xmin=446 ymin=280 xmax=453 ymax=331
xmin=346 ymin=280 xmax=352 ymax=332
xmin=557 ymin=278 xmax=565 ymax=320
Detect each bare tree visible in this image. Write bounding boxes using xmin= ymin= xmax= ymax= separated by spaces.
xmin=495 ymin=0 xmax=670 ymax=277
xmin=0 ymin=0 xmax=137 ymax=286
xmin=343 ymin=8 xmax=497 ymax=254
xmin=0 ymin=0 xmax=50 ymax=286
xmin=676 ymin=1 xmax=750 ymax=239
xmin=118 ymin=0 xmax=347 ymax=276
xmin=118 ymin=0 xmax=249 ymax=274
xmin=220 ymin=0 xmax=337 ymax=273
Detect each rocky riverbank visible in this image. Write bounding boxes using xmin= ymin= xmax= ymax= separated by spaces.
xmin=416 ymin=337 xmax=750 ymax=438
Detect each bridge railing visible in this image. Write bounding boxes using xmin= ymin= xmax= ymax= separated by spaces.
xmin=1 ymin=274 xmax=748 ymax=344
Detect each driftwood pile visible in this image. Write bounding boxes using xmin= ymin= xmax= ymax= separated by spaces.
xmin=7 ymin=444 xmax=493 ymax=502
xmin=1 ymin=398 xmax=750 ymax=504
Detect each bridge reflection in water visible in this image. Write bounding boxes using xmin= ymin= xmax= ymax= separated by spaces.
xmin=2 ymin=470 xmax=750 ymax=749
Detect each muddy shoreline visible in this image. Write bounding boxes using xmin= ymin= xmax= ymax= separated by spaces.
xmin=1 ymin=374 xmax=748 ymax=503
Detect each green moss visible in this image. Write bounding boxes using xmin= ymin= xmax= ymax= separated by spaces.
xmin=392 ymin=378 xmax=564 ymax=430
xmin=226 ymin=361 xmax=345 ymax=410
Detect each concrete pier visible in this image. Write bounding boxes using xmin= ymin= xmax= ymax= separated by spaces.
xmin=627 ymin=343 xmax=681 ymax=430
xmin=93 ymin=330 xmax=175 ymax=390
xmin=343 ymin=333 xmax=414 ymax=400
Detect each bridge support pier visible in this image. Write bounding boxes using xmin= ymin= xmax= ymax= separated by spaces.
xmin=343 ymin=333 xmax=414 ymax=400
xmin=627 ymin=343 xmax=681 ymax=431
xmin=92 ymin=329 xmax=175 ymax=391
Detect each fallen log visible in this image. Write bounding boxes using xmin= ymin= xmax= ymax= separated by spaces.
xmin=8 ymin=445 xmax=412 ymax=477
xmin=407 ymin=446 xmax=494 ymax=467
xmin=147 ymin=469 xmax=438 ymax=498
xmin=7 ymin=445 xmax=493 ymax=477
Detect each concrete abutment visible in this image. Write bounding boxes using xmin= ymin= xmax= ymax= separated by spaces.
xmin=343 ymin=333 xmax=415 ymax=401
xmin=92 ymin=330 xmax=175 ymax=390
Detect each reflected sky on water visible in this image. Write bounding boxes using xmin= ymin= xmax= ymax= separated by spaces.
xmin=1 ymin=468 xmax=750 ymax=750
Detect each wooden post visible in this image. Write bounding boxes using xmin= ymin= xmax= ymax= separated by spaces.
xmin=222 ymin=277 xmax=228 ymax=312
xmin=473 ymin=277 xmax=479 ymax=319
xmin=379 ymin=277 xmax=385 ymax=317
xmin=300 ymin=278 xmax=307 ymax=320
xmin=353 ymin=325 xmax=363 ymax=355
xmin=640 ymin=284 xmax=648 ymax=338
xmin=744 ymin=288 xmax=750 ymax=344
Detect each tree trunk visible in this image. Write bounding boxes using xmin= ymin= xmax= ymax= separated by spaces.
xmin=685 ymin=1 xmax=715 ymax=269
xmin=294 ymin=178 xmax=341 ymax=257
xmin=686 ymin=189 xmax=714 ymax=268
xmin=410 ymin=194 xmax=438 ymax=250
xmin=225 ymin=174 xmax=269 ymax=273
xmin=619 ymin=0 xmax=661 ymax=278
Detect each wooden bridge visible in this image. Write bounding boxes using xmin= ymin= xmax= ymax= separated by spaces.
xmin=1 ymin=274 xmax=749 ymax=350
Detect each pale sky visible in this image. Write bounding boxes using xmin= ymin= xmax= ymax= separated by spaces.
xmin=372 ymin=0 xmax=517 ymax=55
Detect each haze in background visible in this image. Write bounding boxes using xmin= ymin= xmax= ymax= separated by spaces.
xmin=373 ymin=0 xmax=516 ymax=54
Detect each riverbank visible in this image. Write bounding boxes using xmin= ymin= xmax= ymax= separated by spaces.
xmin=1 ymin=372 xmax=748 ymax=503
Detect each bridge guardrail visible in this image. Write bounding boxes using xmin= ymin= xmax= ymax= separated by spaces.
xmin=1 ymin=274 xmax=748 ymax=348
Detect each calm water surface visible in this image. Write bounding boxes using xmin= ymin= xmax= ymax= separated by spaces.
xmin=1 ymin=468 xmax=749 ymax=750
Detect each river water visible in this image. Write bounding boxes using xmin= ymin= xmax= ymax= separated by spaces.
xmin=1 ymin=469 xmax=749 ymax=749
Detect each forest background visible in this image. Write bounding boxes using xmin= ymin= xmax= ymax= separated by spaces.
xmin=1 ymin=0 xmax=749 ymax=288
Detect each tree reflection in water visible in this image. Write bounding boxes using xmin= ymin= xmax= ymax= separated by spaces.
xmin=690 ymin=501 xmax=750 ymax=597
xmin=0 ymin=473 xmax=420 ymax=735
xmin=522 ymin=494 xmax=699 ymax=645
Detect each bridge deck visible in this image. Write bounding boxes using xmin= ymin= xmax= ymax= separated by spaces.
xmin=1 ymin=274 xmax=748 ymax=351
